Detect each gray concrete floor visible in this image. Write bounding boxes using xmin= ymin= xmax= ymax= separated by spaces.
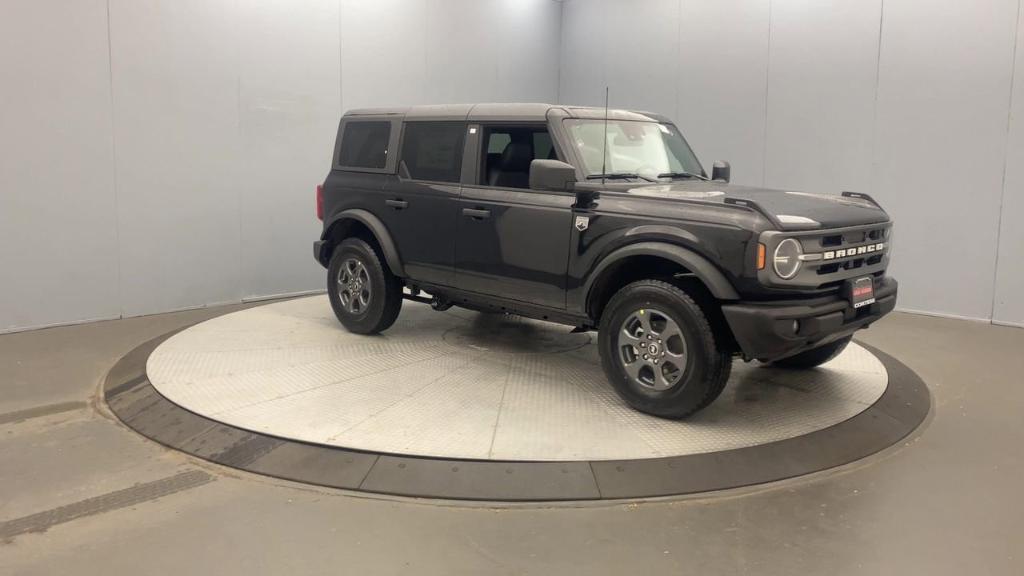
xmin=1 ymin=303 xmax=1022 ymax=575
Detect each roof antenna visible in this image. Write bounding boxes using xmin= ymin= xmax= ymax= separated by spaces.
xmin=601 ymin=86 xmax=609 ymax=185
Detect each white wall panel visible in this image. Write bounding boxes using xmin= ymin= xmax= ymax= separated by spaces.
xmin=0 ymin=0 xmax=120 ymax=332
xmin=424 ymin=0 xmax=502 ymax=103
xmin=109 ymin=0 xmax=243 ymax=317
xmin=676 ymin=0 xmax=770 ymax=186
xmin=1 ymin=0 xmax=562 ymax=333
xmin=605 ymin=0 xmax=679 ymax=117
xmin=559 ymin=0 xmax=1022 ymax=322
xmin=492 ymin=0 xmax=562 ymax=103
xmin=559 ymin=0 xmax=608 ymax=106
xmin=237 ymin=0 xmax=341 ymax=299
xmin=340 ymin=0 xmax=430 ymax=110
xmin=764 ymin=0 xmax=881 ymax=194
xmin=872 ymin=0 xmax=1017 ymax=320
xmin=993 ymin=0 xmax=1024 ymax=326
xmin=559 ymin=0 xmax=678 ymax=114
xmin=342 ymin=0 xmax=559 ymax=110
xmin=559 ymin=0 xmax=769 ymax=185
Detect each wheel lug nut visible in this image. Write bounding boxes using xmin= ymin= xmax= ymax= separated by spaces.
xmin=643 ymin=354 xmax=649 ymax=360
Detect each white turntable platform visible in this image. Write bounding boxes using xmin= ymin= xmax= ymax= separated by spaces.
xmin=146 ymin=295 xmax=887 ymax=461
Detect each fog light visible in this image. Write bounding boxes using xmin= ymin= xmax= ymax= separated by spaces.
xmin=792 ymin=320 xmax=801 ymax=334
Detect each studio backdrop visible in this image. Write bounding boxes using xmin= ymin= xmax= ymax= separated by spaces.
xmin=1 ymin=0 xmax=1021 ymax=333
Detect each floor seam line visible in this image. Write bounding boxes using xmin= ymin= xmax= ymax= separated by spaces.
xmin=154 ymin=341 xmax=451 ymax=391
xmin=557 ymin=354 xmax=665 ymax=458
xmin=204 ymin=348 xmax=453 ymax=417
xmin=324 ymin=354 xmax=482 ymax=443
xmin=587 ymin=461 xmax=604 ymax=499
xmin=486 ymin=358 xmax=515 ymax=459
xmin=355 ymin=455 xmax=381 ymax=490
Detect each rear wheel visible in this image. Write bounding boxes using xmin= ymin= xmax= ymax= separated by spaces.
xmin=598 ymin=280 xmax=732 ymax=419
xmin=327 ymin=238 xmax=402 ymax=334
xmin=773 ymin=336 xmax=852 ymax=369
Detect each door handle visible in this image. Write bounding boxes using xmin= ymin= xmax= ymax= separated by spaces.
xmin=462 ymin=207 xmax=491 ymax=220
xmin=385 ymin=198 xmax=408 ymax=210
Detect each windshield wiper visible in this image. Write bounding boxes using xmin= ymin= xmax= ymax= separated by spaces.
xmin=585 ymin=173 xmax=657 ymax=182
xmin=657 ymin=171 xmax=709 ymax=181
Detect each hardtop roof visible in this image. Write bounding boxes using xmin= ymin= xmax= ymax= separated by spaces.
xmin=343 ymin=103 xmax=670 ymax=123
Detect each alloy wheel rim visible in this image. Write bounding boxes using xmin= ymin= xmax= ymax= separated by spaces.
xmin=617 ymin=308 xmax=688 ymax=390
xmin=337 ymin=258 xmax=371 ymax=314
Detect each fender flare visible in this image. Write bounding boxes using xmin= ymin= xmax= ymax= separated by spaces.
xmin=583 ymin=241 xmax=740 ymax=312
xmin=320 ymin=209 xmax=405 ymax=277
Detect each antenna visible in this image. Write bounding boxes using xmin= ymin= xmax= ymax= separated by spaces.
xmin=601 ymin=86 xmax=609 ymax=185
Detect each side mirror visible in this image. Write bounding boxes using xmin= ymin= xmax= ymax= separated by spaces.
xmin=529 ymin=159 xmax=576 ymax=192
xmin=711 ymin=160 xmax=731 ymax=183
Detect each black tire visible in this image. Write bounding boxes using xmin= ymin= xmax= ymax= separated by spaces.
xmin=598 ymin=280 xmax=732 ymax=419
xmin=327 ymin=238 xmax=402 ymax=334
xmin=773 ymin=336 xmax=852 ymax=369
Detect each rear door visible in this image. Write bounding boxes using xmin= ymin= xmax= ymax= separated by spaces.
xmin=455 ymin=123 xmax=574 ymax=309
xmin=380 ymin=121 xmax=465 ymax=286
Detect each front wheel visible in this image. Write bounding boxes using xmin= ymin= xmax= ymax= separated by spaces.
xmin=598 ymin=280 xmax=732 ymax=419
xmin=327 ymin=238 xmax=402 ymax=334
xmin=773 ymin=336 xmax=852 ymax=369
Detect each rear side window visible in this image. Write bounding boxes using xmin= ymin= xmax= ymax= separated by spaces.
xmin=399 ymin=122 xmax=465 ymax=182
xmin=338 ymin=121 xmax=391 ymax=169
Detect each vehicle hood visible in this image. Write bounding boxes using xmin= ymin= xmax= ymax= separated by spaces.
xmin=625 ymin=181 xmax=890 ymax=231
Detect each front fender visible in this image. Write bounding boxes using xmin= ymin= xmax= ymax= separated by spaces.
xmin=581 ymin=241 xmax=740 ymax=314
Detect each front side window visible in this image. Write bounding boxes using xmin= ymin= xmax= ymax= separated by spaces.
xmin=337 ymin=121 xmax=390 ymax=169
xmin=480 ymin=125 xmax=558 ymax=189
xmin=399 ymin=122 xmax=465 ymax=182
xmin=564 ymin=119 xmax=703 ymax=180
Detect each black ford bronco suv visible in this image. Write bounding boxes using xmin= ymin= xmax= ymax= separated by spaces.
xmin=314 ymin=103 xmax=896 ymax=419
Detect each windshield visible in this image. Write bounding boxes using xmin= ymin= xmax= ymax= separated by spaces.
xmin=564 ymin=119 xmax=704 ymax=180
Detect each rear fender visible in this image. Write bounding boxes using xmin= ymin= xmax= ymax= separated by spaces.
xmin=319 ymin=209 xmax=404 ymax=277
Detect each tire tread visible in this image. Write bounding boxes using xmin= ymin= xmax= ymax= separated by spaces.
xmin=599 ymin=279 xmax=732 ymax=419
xmin=328 ymin=237 xmax=402 ymax=334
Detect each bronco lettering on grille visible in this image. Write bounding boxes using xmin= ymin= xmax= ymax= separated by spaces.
xmin=821 ymin=242 xmax=885 ymax=261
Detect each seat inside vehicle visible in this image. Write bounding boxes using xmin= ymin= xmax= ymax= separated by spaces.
xmin=484 ymin=127 xmax=558 ymax=189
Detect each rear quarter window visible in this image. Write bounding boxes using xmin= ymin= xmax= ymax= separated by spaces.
xmin=338 ymin=121 xmax=391 ymax=169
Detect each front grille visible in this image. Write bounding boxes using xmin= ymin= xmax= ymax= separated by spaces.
xmin=760 ymin=223 xmax=892 ymax=290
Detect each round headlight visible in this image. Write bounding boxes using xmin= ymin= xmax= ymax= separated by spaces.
xmin=773 ymin=238 xmax=803 ymax=279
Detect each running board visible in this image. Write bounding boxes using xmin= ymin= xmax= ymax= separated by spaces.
xmin=402 ymin=292 xmax=433 ymax=305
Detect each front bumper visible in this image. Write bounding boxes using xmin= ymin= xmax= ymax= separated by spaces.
xmin=721 ymin=276 xmax=897 ymax=362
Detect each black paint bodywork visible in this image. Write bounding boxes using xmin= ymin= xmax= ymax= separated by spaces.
xmin=315 ymin=104 xmax=897 ymax=361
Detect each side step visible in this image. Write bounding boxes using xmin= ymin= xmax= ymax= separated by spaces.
xmin=402 ymin=288 xmax=452 ymax=311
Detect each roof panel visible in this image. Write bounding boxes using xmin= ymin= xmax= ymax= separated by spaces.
xmin=342 ymin=103 xmax=671 ymax=123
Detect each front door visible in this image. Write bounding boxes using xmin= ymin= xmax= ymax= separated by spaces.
xmin=455 ymin=124 xmax=573 ymax=309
